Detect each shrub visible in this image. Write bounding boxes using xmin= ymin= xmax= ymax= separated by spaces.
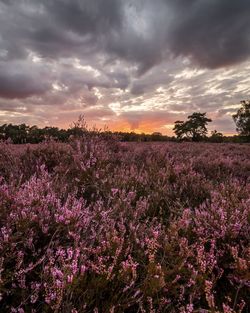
xmin=0 ymin=137 xmax=249 ymax=312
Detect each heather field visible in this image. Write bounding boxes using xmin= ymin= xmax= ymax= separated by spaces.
xmin=0 ymin=137 xmax=249 ymax=313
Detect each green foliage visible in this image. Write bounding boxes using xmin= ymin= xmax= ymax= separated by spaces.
xmin=233 ymin=100 xmax=250 ymax=137
xmin=173 ymin=112 xmax=212 ymax=141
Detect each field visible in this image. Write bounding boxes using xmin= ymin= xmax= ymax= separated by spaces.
xmin=0 ymin=137 xmax=249 ymax=312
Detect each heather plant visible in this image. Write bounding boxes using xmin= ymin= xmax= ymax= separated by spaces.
xmin=0 ymin=135 xmax=249 ymax=312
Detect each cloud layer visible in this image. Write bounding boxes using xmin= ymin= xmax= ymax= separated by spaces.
xmin=0 ymin=0 xmax=250 ymax=134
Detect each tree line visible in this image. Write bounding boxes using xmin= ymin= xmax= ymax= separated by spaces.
xmin=0 ymin=101 xmax=249 ymax=144
xmin=0 ymin=123 xmax=177 ymax=144
xmin=173 ymin=100 xmax=250 ymax=142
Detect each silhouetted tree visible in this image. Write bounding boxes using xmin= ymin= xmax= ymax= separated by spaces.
xmin=173 ymin=120 xmax=189 ymax=140
xmin=173 ymin=112 xmax=212 ymax=141
xmin=232 ymin=100 xmax=250 ymax=137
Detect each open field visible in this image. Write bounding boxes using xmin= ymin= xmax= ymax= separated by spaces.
xmin=0 ymin=138 xmax=249 ymax=312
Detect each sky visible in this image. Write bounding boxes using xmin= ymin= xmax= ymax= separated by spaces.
xmin=0 ymin=0 xmax=250 ymax=135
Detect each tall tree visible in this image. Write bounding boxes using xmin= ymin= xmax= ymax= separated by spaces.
xmin=173 ymin=121 xmax=187 ymax=140
xmin=173 ymin=112 xmax=212 ymax=141
xmin=232 ymin=100 xmax=250 ymax=137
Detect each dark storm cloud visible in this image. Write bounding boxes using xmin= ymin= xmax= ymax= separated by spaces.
xmin=0 ymin=62 xmax=51 ymax=99
xmin=1 ymin=0 xmax=249 ymax=72
xmin=0 ymin=0 xmax=250 ymax=134
xmin=39 ymin=0 xmax=250 ymax=70
xmin=0 ymin=73 xmax=48 ymax=99
xmin=165 ymin=0 xmax=250 ymax=68
xmin=44 ymin=0 xmax=123 ymax=36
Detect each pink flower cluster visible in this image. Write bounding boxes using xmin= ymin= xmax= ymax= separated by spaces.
xmin=0 ymin=137 xmax=249 ymax=312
